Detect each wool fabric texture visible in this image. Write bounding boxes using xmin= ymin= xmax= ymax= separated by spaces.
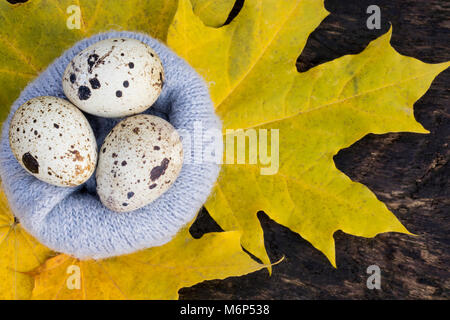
xmin=0 ymin=32 xmax=222 ymax=259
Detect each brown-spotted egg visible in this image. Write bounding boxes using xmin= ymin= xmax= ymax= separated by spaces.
xmin=96 ymin=114 xmax=183 ymax=212
xmin=9 ymin=96 xmax=97 ymax=187
xmin=62 ymin=38 xmax=164 ymax=118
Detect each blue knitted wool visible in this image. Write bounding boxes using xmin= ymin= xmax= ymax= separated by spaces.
xmin=0 ymin=32 xmax=222 ymax=260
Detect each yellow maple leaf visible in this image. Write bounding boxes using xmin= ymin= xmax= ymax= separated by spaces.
xmin=0 ymin=0 xmax=266 ymax=300
xmin=1 ymin=0 xmax=448 ymax=300
xmin=31 ymin=228 xmax=263 ymax=300
xmin=167 ymin=0 xmax=450 ymax=267
xmin=190 ymin=0 xmax=236 ymax=27
xmin=0 ymin=0 xmax=178 ymax=121
xmin=0 ymin=188 xmax=53 ymax=299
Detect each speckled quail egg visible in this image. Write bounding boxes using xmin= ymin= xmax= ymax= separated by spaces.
xmin=96 ymin=114 xmax=183 ymax=212
xmin=62 ymin=37 xmax=164 ymax=118
xmin=9 ymin=96 xmax=97 ymax=187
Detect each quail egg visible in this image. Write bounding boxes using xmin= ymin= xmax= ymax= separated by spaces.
xmin=62 ymin=37 xmax=164 ymax=118
xmin=9 ymin=96 xmax=97 ymax=187
xmin=96 ymin=114 xmax=183 ymax=212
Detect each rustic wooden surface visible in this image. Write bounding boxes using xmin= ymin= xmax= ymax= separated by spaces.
xmin=180 ymin=0 xmax=450 ymax=300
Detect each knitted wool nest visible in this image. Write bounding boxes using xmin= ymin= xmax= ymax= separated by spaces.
xmin=0 ymin=32 xmax=222 ymax=259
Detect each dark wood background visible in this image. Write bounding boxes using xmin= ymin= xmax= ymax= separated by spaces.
xmin=180 ymin=0 xmax=450 ymax=300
